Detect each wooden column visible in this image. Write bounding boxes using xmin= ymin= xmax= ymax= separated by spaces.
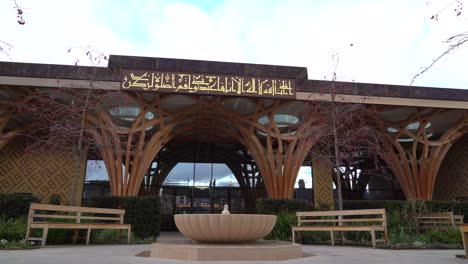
xmin=177 ymin=99 xmax=319 ymax=199
xmin=382 ymin=110 xmax=468 ymax=200
xmin=234 ymin=102 xmax=318 ymax=199
xmin=0 ymin=111 xmax=25 ymax=149
xmin=86 ymin=95 xmax=319 ymax=199
xmin=87 ymin=103 xmax=177 ymax=196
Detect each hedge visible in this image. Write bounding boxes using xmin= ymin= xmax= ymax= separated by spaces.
xmin=343 ymin=200 xmax=468 ymax=222
xmin=258 ymin=199 xmax=467 ymax=244
xmin=0 ymin=193 xmax=40 ymax=219
xmin=87 ymin=196 xmax=161 ymax=239
xmin=256 ymin=198 xmax=310 ymax=214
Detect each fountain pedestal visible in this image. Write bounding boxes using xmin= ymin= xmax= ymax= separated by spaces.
xmin=150 ymin=240 xmax=303 ymax=261
xmin=149 ymin=211 xmax=305 ymax=261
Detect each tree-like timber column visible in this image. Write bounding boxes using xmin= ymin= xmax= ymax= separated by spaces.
xmin=382 ymin=110 xmax=468 ymax=200
xmin=0 ymin=111 xmax=13 ymax=149
xmin=225 ymin=158 xmax=262 ymax=212
xmin=181 ymin=99 xmax=318 ymax=199
xmin=87 ymin=100 xmax=177 ymax=196
xmin=0 ymin=110 xmax=25 ymax=149
xmin=234 ymin=101 xmax=319 ymax=199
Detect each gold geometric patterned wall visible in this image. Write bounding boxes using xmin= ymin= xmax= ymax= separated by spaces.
xmin=0 ymin=138 xmax=85 ymax=205
xmin=312 ymin=157 xmax=334 ymax=209
xmin=434 ymin=134 xmax=468 ymax=200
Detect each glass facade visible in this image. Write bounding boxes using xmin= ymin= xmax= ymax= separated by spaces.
xmin=82 ymin=160 xmax=315 ymax=214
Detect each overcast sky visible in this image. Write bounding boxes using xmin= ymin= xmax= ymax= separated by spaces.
xmin=1 ymin=0 xmax=467 ymax=89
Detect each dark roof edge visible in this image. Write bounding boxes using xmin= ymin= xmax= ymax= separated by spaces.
xmin=299 ymin=79 xmax=468 ymax=102
xmin=107 ymin=55 xmax=309 ymax=85
xmin=0 ymin=61 xmax=118 ymax=81
xmin=0 ymin=55 xmax=467 ymax=102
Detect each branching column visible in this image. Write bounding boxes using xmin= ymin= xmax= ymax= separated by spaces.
xmin=0 ymin=111 xmax=25 ymax=149
xmin=236 ymin=102 xmax=318 ymax=199
xmin=225 ymin=159 xmax=260 ymax=212
xmin=383 ymin=111 xmax=468 ymax=200
xmin=87 ymin=104 xmax=177 ymax=196
xmin=186 ymin=99 xmax=318 ymax=199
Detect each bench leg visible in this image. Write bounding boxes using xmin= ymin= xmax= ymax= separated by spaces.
xmin=73 ymin=230 xmax=79 ymax=244
xmin=330 ymin=230 xmax=334 ymax=246
xmin=463 ymin=230 xmax=468 ymax=258
xmin=370 ymin=229 xmax=376 ymax=248
xmin=24 ymin=226 xmax=31 ymax=242
xmin=86 ymin=228 xmax=91 ymax=246
xmin=127 ymin=228 xmax=131 ymax=244
xmin=41 ymin=227 xmax=48 ymax=247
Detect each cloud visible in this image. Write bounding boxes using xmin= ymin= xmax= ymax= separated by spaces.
xmin=85 ymin=161 xmax=241 ymax=187
xmin=157 ymin=163 xmax=239 ymax=187
xmin=1 ymin=0 xmax=466 ymax=89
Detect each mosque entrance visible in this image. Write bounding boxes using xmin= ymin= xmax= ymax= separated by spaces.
xmin=139 ymin=141 xmax=263 ymax=214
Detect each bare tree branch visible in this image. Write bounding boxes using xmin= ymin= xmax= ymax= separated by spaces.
xmin=411 ymin=31 xmax=468 ymax=85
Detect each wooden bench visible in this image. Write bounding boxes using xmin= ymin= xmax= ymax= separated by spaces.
xmin=25 ymin=203 xmax=131 ymax=247
xmin=415 ymin=212 xmax=464 ymax=233
xmin=461 ymin=224 xmax=468 ymax=258
xmin=292 ymin=209 xmax=388 ymax=248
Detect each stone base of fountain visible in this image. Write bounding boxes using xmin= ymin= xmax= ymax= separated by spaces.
xmin=149 ymin=240 xmax=304 ymax=261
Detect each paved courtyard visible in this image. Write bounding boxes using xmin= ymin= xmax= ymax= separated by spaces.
xmin=0 ymin=232 xmax=466 ymax=264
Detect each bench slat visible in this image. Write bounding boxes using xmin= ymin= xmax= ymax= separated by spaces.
xmin=26 ymin=238 xmax=44 ymax=241
xmin=30 ymin=203 xmax=124 ymax=215
xmin=32 ymin=214 xmax=77 ymax=219
xmin=418 ymin=226 xmax=454 ymax=229
xmin=299 ymin=218 xmax=383 ymax=223
xmin=293 ymin=225 xmax=385 ymax=231
xmin=30 ymin=223 xmax=130 ymax=229
xmin=297 ymin=209 xmax=385 ymax=217
xmin=418 ymin=216 xmax=452 ymax=220
xmin=31 ymin=214 xmax=122 ymax=221
xmin=418 ymin=221 xmax=454 ymax=223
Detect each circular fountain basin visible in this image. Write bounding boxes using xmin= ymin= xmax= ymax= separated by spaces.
xmin=174 ymin=214 xmax=277 ymax=243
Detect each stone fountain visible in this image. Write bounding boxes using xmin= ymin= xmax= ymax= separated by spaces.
xmin=149 ymin=205 xmax=304 ymax=261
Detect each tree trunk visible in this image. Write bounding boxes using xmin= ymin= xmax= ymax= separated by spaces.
xmin=69 ymin=87 xmax=92 ymax=205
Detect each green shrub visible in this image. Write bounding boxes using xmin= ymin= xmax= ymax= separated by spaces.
xmin=88 ymin=196 xmax=161 ymax=239
xmin=28 ymin=217 xmax=76 ymax=245
xmin=0 ymin=193 xmax=40 ymax=219
xmin=343 ymin=200 xmax=468 ymax=223
xmin=301 ymin=231 xmax=332 ymax=244
xmin=265 ymin=212 xmax=296 ymax=241
xmin=388 ymin=226 xmax=417 ymax=245
xmin=45 ymin=229 xmax=75 ymax=244
xmin=257 ymin=199 xmax=466 ymax=247
xmin=419 ymin=228 xmax=462 ymax=245
xmin=49 ymin=194 xmax=61 ymax=205
xmin=92 ymin=229 xmax=140 ymax=244
xmin=0 ymin=240 xmax=37 ymax=249
xmin=0 ymin=218 xmax=27 ymax=241
xmin=344 ymin=200 xmax=466 ymax=248
xmin=93 ymin=230 xmax=121 ymax=244
xmin=256 ymin=198 xmax=310 ymax=214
